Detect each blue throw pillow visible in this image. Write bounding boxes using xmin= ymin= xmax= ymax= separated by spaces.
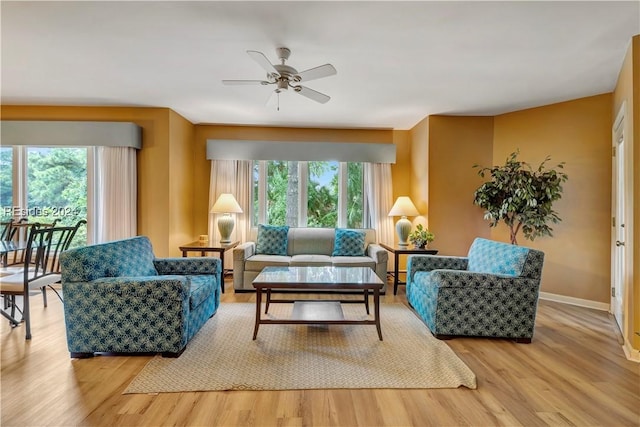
xmin=332 ymin=229 xmax=366 ymax=257
xmin=255 ymin=224 xmax=289 ymax=255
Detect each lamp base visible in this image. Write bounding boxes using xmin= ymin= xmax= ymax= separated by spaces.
xmin=217 ymin=214 xmax=235 ymax=244
xmin=396 ymin=216 xmax=411 ymax=247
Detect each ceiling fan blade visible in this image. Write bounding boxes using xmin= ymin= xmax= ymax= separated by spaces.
xmin=296 ymin=64 xmax=337 ymax=82
xmin=247 ymin=50 xmax=279 ymax=76
xmin=294 ymin=85 xmax=330 ymax=104
xmin=222 ymin=80 xmax=270 ymax=85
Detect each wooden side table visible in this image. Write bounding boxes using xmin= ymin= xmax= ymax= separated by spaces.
xmin=380 ymin=243 xmax=438 ymax=295
xmin=179 ymin=241 xmax=239 ymax=293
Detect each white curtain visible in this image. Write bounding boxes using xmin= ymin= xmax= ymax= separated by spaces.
xmin=95 ymin=146 xmax=137 ymax=242
xmin=364 ymin=163 xmax=395 ymax=267
xmin=209 ymin=160 xmax=252 ymax=268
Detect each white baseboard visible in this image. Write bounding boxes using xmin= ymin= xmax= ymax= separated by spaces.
xmin=539 ymin=292 xmax=610 ymax=311
xmin=540 ymin=292 xmax=640 ymax=362
xmin=623 ymin=340 xmax=640 ymax=363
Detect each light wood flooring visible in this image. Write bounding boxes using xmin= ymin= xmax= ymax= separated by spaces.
xmin=1 ymin=279 xmax=639 ymax=427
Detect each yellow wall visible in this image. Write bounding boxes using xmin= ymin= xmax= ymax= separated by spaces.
xmin=425 ymin=116 xmax=494 ymax=256
xmin=192 ymin=125 xmax=409 ymax=238
xmin=493 ymin=95 xmax=613 ymax=303
xmin=0 ymin=105 xmax=191 ymax=256
xmin=168 ymin=110 xmax=196 ymax=255
xmin=612 ymin=35 xmax=639 ymax=350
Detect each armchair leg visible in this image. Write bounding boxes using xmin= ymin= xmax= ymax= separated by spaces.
xmin=434 ymin=334 xmax=454 ymax=340
xmin=515 ymin=337 xmax=532 ymax=344
xmin=70 ymin=352 xmax=95 ymax=358
xmin=162 ymin=347 xmax=186 ymax=358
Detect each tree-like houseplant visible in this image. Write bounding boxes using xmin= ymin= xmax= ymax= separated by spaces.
xmin=408 ymin=224 xmax=435 ymax=249
xmin=473 ymin=151 xmax=568 ymax=245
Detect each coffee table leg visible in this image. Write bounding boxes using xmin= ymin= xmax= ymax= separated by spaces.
xmin=253 ymin=288 xmax=262 ymax=340
xmin=364 ymin=289 xmax=370 ymax=315
xmin=265 ymin=289 xmax=271 ymax=314
xmin=374 ymin=288 xmax=382 ymax=341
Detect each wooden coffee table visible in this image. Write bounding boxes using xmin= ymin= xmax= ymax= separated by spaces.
xmin=252 ymin=266 xmax=384 ymax=341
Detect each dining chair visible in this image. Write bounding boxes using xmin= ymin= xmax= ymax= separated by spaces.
xmin=0 ymin=220 xmax=86 ymax=339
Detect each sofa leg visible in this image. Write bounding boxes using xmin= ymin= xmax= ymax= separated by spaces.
xmin=434 ymin=334 xmax=454 ymax=340
xmin=70 ymin=352 xmax=94 ymax=359
xmin=515 ymin=337 xmax=532 ymax=344
xmin=162 ymin=347 xmax=186 ymax=358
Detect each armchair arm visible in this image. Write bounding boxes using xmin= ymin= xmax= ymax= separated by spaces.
xmin=154 ymin=257 xmax=220 ymax=276
xmin=430 ymin=270 xmax=539 ymax=289
xmin=367 ymin=243 xmax=388 ymax=265
xmin=407 ymin=255 xmax=468 ymax=285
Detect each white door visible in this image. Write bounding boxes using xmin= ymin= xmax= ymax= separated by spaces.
xmin=612 ymin=109 xmax=626 ymax=332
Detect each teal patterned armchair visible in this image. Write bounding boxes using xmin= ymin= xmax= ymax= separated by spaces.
xmin=60 ymin=236 xmax=221 ymax=358
xmin=406 ymin=238 xmax=544 ymax=343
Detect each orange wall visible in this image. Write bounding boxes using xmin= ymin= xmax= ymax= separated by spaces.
xmin=192 ymin=125 xmax=409 ymax=238
xmin=168 ymin=110 xmax=196 ymax=255
xmin=612 ymin=35 xmax=639 ymax=350
xmin=411 ymin=116 xmax=493 ymax=256
xmin=493 ymin=94 xmax=613 ymax=303
xmin=0 ymin=105 xmax=185 ymax=256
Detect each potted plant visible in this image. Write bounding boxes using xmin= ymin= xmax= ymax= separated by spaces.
xmin=473 ymin=150 xmax=568 ymax=245
xmin=408 ymin=224 xmax=435 ymax=249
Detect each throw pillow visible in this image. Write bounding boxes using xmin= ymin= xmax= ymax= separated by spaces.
xmin=332 ymin=229 xmax=366 ymax=257
xmin=255 ymin=224 xmax=290 ymax=255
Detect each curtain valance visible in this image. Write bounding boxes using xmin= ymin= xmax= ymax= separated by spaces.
xmin=206 ymin=139 xmax=396 ymax=163
xmin=1 ymin=121 xmax=141 ymax=148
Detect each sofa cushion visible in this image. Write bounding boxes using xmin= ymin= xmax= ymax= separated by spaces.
xmin=290 ymin=254 xmax=332 ymax=266
xmin=467 ymin=238 xmax=529 ymax=276
xmin=331 ymin=256 xmax=376 ymax=269
xmin=255 ymin=224 xmax=289 ymax=255
xmin=332 ymin=229 xmax=366 ymax=256
xmin=245 ymin=254 xmax=292 ymax=271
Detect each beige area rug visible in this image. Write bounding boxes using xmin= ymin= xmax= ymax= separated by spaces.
xmin=124 ymin=302 xmax=476 ymax=393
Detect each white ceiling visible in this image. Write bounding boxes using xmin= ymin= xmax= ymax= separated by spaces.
xmin=1 ymin=1 xmax=638 ymax=130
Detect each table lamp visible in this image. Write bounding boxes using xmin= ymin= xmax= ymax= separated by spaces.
xmin=388 ymin=196 xmax=419 ymax=247
xmin=211 ymin=193 xmax=243 ymax=243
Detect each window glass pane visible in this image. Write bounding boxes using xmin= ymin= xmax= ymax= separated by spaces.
xmin=27 ymin=147 xmax=87 ymax=246
xmin=252 ymin=161 xmax=259 ymax=226
xmin=0 ymin=147 xmax=12 ymax=221
xmin=308 ymin=161 xmax=338 ymax=227
xmin=266 ymin=160 xmax=296 ymax=226
xmin=347 ymin=162 xmax=364 ymax=228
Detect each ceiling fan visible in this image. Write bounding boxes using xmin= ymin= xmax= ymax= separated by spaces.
xmin=222 ymin=47 xmax=337 ymax=106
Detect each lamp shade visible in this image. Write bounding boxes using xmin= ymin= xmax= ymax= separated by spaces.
xmin=388 ymin=196 xmax=419 ymax=217
xmin=210 ymin=193 xmax=243 ymax=214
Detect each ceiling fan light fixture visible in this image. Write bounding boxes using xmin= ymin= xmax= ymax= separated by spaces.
xmin=276 ymin=79 xmax=289 ymax=91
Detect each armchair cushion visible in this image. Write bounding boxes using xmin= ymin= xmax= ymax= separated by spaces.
xmin=154 ymin=258 xmax=220 ymax=276
xmin=255 ymin=224 xmax=289 ymax=255
xmin=467 ymin=238 xmax=529 ymax=276
xmin=63 ymin=236 xmax=157 ymax=281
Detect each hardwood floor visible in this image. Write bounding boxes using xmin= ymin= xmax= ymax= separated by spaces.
xmin=2 ymin=280 xmax=639 ymax=426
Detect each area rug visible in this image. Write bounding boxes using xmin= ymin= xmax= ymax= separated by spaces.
xmin=124 ymin=302 xmax=476 ymax=393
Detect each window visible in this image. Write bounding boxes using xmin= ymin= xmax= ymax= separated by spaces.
xmin=253 ymin=160 xmax=364 ymax=228
xmin=0 ymin=147 xmax=13 ymax=221
xmin=3 ymin=146 xmax=88 ymax=246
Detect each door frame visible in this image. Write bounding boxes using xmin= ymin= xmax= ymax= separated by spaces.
xmin=611 ymin=101 xmax=637 ymax=361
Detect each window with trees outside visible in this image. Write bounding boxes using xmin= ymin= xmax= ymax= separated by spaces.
xmin=1 ymin=146 xmax=88 ymax=247
xmin=252 ymin=160 xmax=365 ymax=228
